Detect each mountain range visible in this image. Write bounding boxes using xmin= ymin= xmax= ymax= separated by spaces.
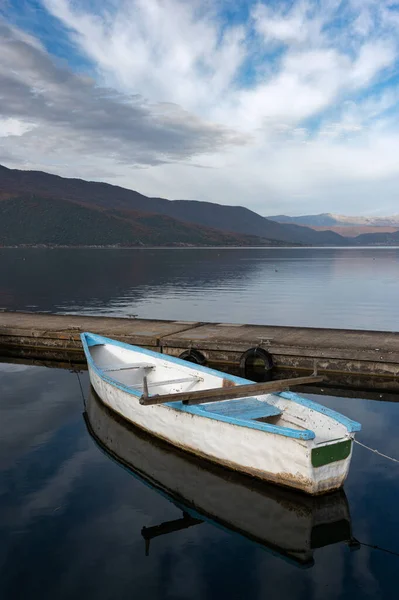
xmin=1 ymin=164 xmax=398 ymax=247
xmin=268 ymin=213 xmax=399 ymax=237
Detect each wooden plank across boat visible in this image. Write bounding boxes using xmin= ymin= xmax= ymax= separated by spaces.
xmin=81 ymin=332 xmax=361 ymax=495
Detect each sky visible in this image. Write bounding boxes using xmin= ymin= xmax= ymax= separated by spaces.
xmin=1 ymin=0 xmax=399 ymax=216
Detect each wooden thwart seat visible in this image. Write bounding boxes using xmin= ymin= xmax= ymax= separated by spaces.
xmin=102 ymin=362 xmax=155 ymax=372
xmin=201 ymin=397 xmax=282 ymax=420
xmin=133 ymin=376 xmax=202 ymax=389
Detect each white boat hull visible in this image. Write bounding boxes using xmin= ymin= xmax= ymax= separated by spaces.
xmin=88 ymin=364 xmax=355 ymax=495
xmin=81 ymin=332 xmax=361 ymax=495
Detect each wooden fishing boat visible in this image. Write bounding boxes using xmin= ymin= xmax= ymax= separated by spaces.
xmin=84 ymin=387 xmax=359 ymax=567
xmin=81 ymin=332 xmax=361 ymax=495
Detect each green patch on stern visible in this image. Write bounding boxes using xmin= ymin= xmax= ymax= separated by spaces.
xmin=312 ymin=440 xmax=352 ymax=468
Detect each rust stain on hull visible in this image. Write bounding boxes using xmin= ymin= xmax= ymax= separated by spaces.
xmin=222 ymin=378 xmax=236 ymax=388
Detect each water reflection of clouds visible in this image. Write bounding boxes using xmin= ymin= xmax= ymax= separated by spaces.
xmin=2 ymin=248 xmax=399 ymax=330
xmin=0 ymin=363 xmax=32 ymax=373
xmin=1 ymin=364 xmax=399 ymax=599
xmin=0 ymin=365 xmax=241 ymax=598
xmin=0 ymin=366 xmax=89 ymax=469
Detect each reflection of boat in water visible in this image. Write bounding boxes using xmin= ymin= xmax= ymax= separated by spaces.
xmin=84 ymin=388 xmax=359 ymax=568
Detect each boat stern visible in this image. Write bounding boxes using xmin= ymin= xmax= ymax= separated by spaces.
xmin=305 ymin=436 xmax=356 ymax=495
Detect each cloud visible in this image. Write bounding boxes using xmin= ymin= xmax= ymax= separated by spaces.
xmin=41 ymin=0 xmax=248 ymax=115
xmin=252 ymin=0 xmax=324 ymax=46
xmin=0 ymin=117 xmax=36 ymax=137
xmin=0 ymin=19 xmax=246 ymax=173
xmin=42 ymin=0 xmax=396 ymax=128
xmin=1 ymin=1 xmax=399 ymax=213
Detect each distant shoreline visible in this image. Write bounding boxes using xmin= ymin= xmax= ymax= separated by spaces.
xmin=0 ymin=243 xmax=302 ymax=249
xmin=2 ymin=244 xmax=399 ymax=250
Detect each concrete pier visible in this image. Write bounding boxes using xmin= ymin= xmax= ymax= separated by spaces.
xmin=0 ymin=310 xmax=398 ymax=397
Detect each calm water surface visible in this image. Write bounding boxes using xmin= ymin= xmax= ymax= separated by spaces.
xmin=1 ymin=248 xmax=399 ymax=598
xmin=1 ymin=364 xmax=398 ymax=599
xmin=0 ymin=247 xmax=399 ymax=329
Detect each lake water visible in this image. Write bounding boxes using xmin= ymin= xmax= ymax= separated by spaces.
xmin=1 ymin=248 xmax=399 ymax=598
xmin=1 ymin=247 xmax=399 ymax=329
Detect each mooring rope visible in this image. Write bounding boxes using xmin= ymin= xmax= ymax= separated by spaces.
xmin=358 ymin=540 xmax=399 ymax=558
xmin=354 ymin=439 xmax=399 ymax=464
xmin=74 ymin=369 xmax=86 ymax=408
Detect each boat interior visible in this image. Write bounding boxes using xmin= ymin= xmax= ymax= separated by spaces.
xmin=88 ymin=339 xmax=352 ymax=444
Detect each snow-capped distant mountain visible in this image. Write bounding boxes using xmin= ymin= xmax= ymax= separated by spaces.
xmin=267 ymin=213 xmax=399 ymax=227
